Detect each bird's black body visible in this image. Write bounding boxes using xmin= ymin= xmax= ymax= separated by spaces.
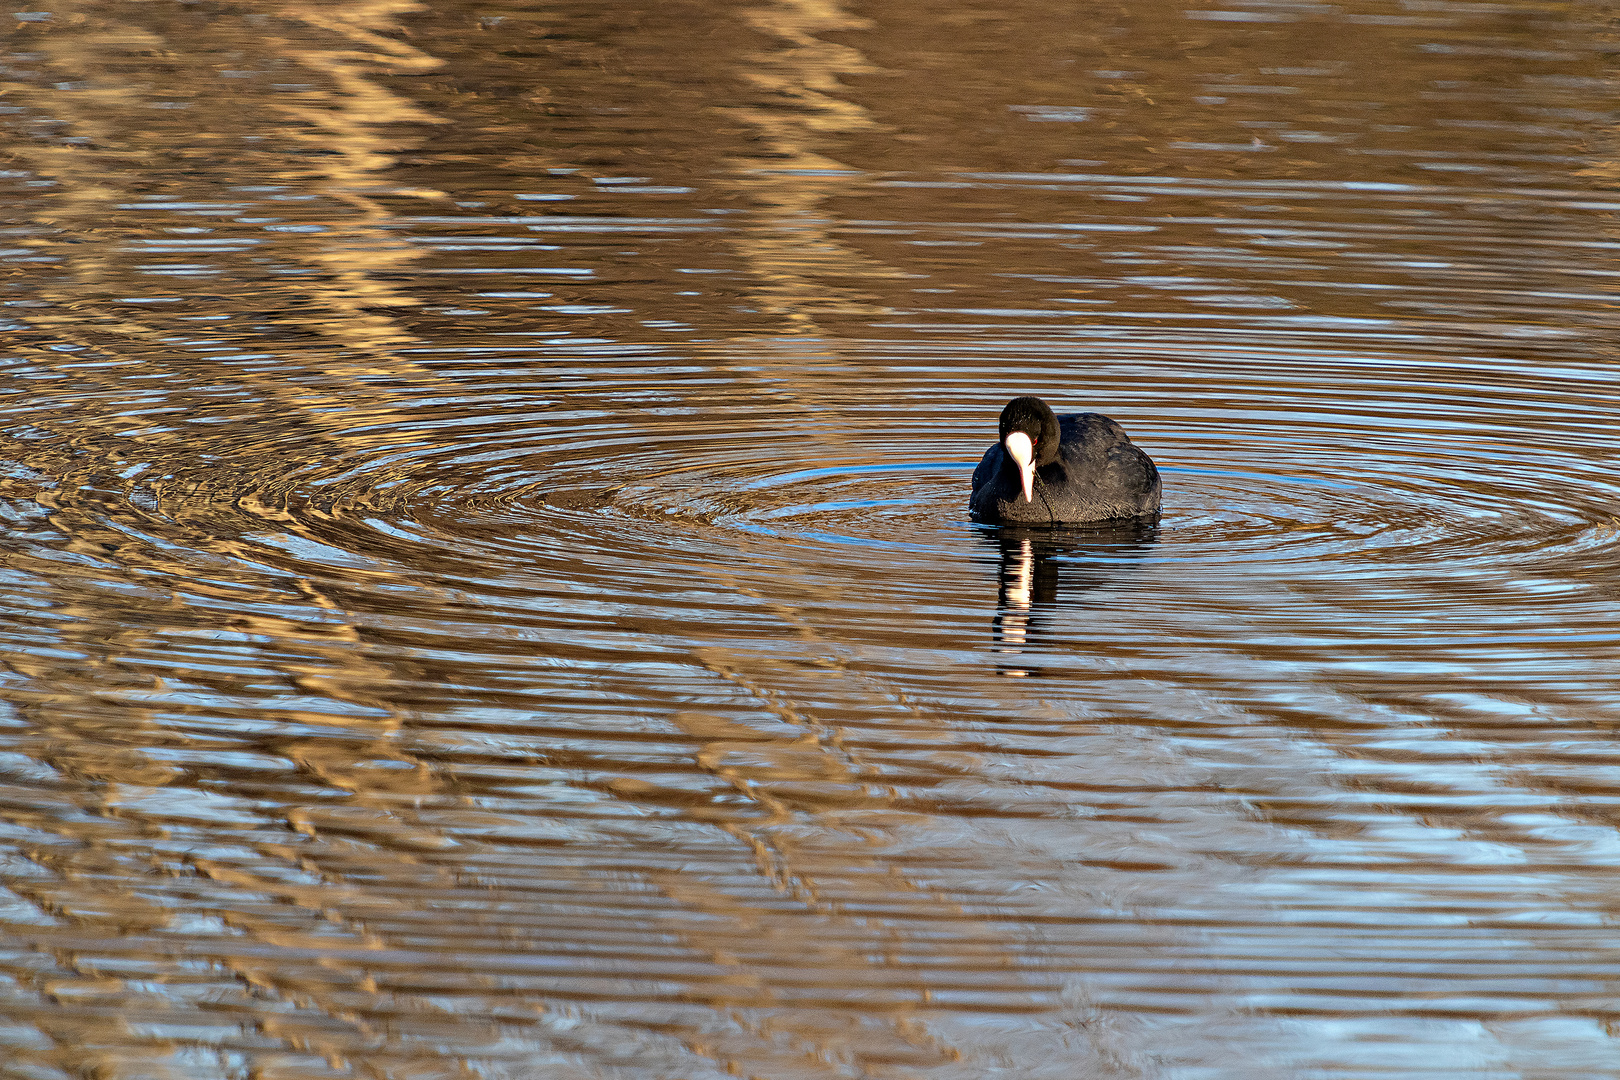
xmin=969 ymin=396 xmax=1160 ymax=525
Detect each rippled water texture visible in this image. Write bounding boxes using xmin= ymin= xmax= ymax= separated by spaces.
xmin=3 ymin=1 xmax=1620 ymax=1076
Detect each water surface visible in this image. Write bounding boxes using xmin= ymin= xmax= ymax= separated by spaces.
xmin=3 ymin=1 xmax=1620 ymax=1076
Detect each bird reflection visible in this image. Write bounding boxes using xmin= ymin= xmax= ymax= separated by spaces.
xmin=979 ymin=518 xmax=1159 ymax=677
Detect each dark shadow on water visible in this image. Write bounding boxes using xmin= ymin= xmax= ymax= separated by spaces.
xmin=974 ymin=517 xmax=1160 ymax=678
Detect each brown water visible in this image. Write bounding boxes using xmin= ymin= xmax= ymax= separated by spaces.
xmin=3 ymin=1 xmax=1619 ymax=1076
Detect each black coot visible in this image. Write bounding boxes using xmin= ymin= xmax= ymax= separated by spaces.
xmin=969 ymin=396 xmax=1160 ymax=525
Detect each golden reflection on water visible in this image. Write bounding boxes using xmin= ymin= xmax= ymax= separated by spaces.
xmin=3 ymin=0 xmax=1620 ymax=1077
xmin=723 ymin=0 xmax=905 ymax=328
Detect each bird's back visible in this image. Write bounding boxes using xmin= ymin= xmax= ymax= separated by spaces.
xmin=1049 ymin=412 xmax=1160 ymax=520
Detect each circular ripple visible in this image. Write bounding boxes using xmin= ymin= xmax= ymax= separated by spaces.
xmin=615 ymin=461 xmax=973 ymax=551
xmin=62 ymin=343 xmax=1616 ymax=610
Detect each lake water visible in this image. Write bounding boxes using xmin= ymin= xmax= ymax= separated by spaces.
xmin=3 ymin=1 xmax=1619 ymax=1077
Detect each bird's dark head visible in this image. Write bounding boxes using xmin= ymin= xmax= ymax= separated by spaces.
xmin=998 ymin=396 xmax=1061 ymax=467
xmin=997 ymin=396 xmax=1061 ymax=504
